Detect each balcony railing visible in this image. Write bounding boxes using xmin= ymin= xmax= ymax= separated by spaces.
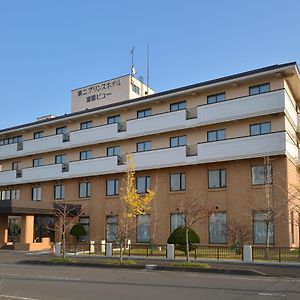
xmin=197 ymin=89 xmax=286 ymax=126
xmin=0 ymin=131 xmax=296 ymax=186
xmin=0 ymin=89 xmax=292 ymax=161
xmin=197 ymin=131 xmax=287 ymax=163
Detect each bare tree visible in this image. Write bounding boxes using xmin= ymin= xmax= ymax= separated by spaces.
xmin=178 ymin=194 xmax=211 ymax=262
xmin=50 ymin=203 xmax=83 ymax=258
xmin=226 ymin=220 xmax=251 ymax=254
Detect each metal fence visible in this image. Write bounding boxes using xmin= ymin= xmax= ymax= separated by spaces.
xmin=252 ymin=247 xmax=300 ymax=262
xmin=174 ymin=245 xmax=243 ymax=260
xmin=62 ymin=242 xmax=300 ymax=262
xmin=111 ymin=243 xmax=167 ymax=257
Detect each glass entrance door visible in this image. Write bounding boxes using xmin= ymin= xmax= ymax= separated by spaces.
xmin=8 ymin=216 xmax=21 ymax=243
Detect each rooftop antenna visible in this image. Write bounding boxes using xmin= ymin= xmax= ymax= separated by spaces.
xmin=146 ymin=44 xmax=150 ymax=94
xmin=130 ymin=46 xmax=136 ymax=76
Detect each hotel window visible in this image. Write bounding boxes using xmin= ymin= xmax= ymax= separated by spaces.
xmin=107 ymin=115 xmax=120 ymax=124
xmin=80 ymin=121 xmax=92 ymax=130
xmin=250 ymin=122 xmax=271 ymax=136
xmin=33 ymin=158 xmax=43 ymax=167
xmin=1 ymin=190 xmax=10 ymax=200
xmin=170 ymin=101 xmax=186 ymax=112
xmin=207 ymin=92 xmax=226 ymax=104
xmin=170 ymin=173 xmax=186 ymax=191
xmin=106 ymin=216 xmax=118 ymax=242
xmin=107 ymin=146 xmax=120 ymax=156
xmin=11 ymin=189 xmax=20 ymax=200
xmin=55 ymin=154 xmax=67 ymax=164
xmin=79 ymin=182 xmax=91 ymax=198
xmin=132 ymin=83 xmax=140 ymax=95
xmin=79 ymin=217 xmax=89 ymax=242
xmin=137 ymin=141 xmax=152 ymax=152
xmin=253 ymin=211 xmax=274 ymax=244
xmin=56 ymin=126 xmax=68 ymax=135
xmin=136 ymin=176 xmax=150 ymax=194
xmin=251 ymin=165 xmax=272 ymax=185
xmin=12 ymin=162 xmax=20 ymax=170
xmin=34 ymin=131 xmax=44 ymax=139
xmin=0 ymin=135 xmax=22 ymax=145
xmin=1 ymin=190 xmax=20 ymax=200
xmin=170 ymin=213 xmax=185 ymax=233
xmin=137 ymin=108 xmax=152 ymax=118
xmin=170 ymin=135 xmax=186 ymax=148
xmin=209 ymin=212 xmax=226 ymax=244
xmin=106 ymin=179 xmax=119 ymax=196
xmin=136 ymin=215 xmax=150 ymax=243
xmin=207 ymin=129 xmax=226 ymax=142
xmin=249 ymin=83 xmax=270 ymax=95
xmin=80 ymin=150 xmax=92 ymax=160
xmin=32 ymin=187 xmax=42 ymax=201
xmin=54 ymin=185 xmax=65 ymax=200
xmin=208 ymin=169 xmax=226 ymax=189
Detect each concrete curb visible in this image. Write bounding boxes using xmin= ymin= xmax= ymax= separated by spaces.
xmin=19 ymin=260 xmax=265 ymax=276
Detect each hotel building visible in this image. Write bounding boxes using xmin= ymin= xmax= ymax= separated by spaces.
xmin=0 ymin=63 xmax=299 ymax=250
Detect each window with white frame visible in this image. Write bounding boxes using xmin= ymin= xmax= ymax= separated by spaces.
xmin=54 ymin=185 xmax=65 ymax=200
xmin=170 ymin=173 xmax=186 ymax=191
xmin=79 ymin=182 xmax=91 ymax=198
xmin=1 ymin=189 xmax=20 ymax=200
xmin=253 ymin=211 xmax=274 ymax=244
xmin=136 ymin=215 xmax=150 ymax=243
xmin=170 ymin=213 xmax=185 ymax=233
xmin=208 ymin=169 xmax=226 ymax=189
xmin=209 ymin=212 xmax=226 ymax=244
xmin=32 ymin=187 xmax=42 ymax=201
xmin=136 ymin=176 xmax=150 ymax=194
xmin=251 ymin=165 xmax=272 ymax=185
xmin=106 ymin=179 xmax=119 ymax=196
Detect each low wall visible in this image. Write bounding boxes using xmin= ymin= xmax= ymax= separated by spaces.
xmin=14 ymin=237 xmax=51 ymax=251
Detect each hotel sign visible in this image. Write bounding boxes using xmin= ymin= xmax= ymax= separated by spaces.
xmin=76 ymin=78 xmax=122 ymax=103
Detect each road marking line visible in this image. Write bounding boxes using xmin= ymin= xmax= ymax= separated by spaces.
xmin=0 ymin=295 xmax=40 ymax=300
xmin=259 ymin=293 xmax=286 ymax=297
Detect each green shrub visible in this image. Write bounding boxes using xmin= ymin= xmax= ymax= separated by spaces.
xmin=167 ymin=226 xmax=200 ymax=254
xmin=70 ymin=223 xmax=87 ymax=240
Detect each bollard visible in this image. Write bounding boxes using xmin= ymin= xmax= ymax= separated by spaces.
xmin=90 ymin=241 xmax=95 ymax=254
xmin=55 ymin=242 xmax=61 ymax=257
xmin=243 ymin=245 xmax=252 ymax=262
xmin=106 ymin=243 xmax=113 ymax=257
xmin=167 ymin=244 xmax=175 ymax=259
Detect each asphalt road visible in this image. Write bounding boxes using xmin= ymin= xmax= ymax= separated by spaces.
xmin=0 ymin=263 xmax=299 ymax=300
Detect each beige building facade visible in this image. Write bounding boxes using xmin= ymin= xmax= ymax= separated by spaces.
xmin=0 ymin=65 xmax=300 ymax=250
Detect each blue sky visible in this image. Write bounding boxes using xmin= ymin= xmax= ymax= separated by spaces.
xmin=1 ymin=0 xmax=300 ymax=129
